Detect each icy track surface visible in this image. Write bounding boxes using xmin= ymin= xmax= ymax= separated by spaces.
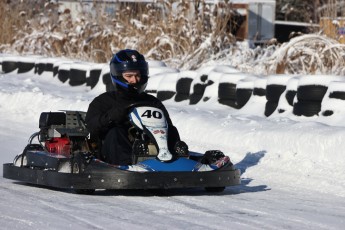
xmin=1 ymin=70 xmax=345 ymax=229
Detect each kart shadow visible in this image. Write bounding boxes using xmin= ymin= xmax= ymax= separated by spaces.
xmin=227 ymin=150 xmax=270 ymax=194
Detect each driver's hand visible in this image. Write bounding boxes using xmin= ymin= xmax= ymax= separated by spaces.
xmin=174 ymin=141 xmax=189 ymax=156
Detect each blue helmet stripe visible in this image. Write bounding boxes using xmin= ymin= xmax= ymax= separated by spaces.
xmin=114 ymin=54 xmax=123 ymax=63
xmin=111 ymin=76 xmax=128 ymax=89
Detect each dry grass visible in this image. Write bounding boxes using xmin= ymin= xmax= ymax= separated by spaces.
xmin=0 ymin=0 xmax=237 ymax=69
xmin=1 ymin=0 xmax=345 ymax=75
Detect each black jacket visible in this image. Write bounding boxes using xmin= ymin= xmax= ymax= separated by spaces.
xmin=85 ymin=89 xmax=180 ymax=149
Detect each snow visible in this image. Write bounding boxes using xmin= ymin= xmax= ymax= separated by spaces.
xmin=1 ymin=57 xmax=345 ymax=229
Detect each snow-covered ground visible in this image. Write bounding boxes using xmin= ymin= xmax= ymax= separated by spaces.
xmin=1 ymin=62 xmax=345 ymax=229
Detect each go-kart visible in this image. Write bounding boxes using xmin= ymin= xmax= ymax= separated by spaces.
xmin=3 ymin=103 xmax=240 ymax=194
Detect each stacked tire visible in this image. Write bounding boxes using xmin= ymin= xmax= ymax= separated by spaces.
xmin=275 ymin=77 xmax=299 ymax=114
xmin=264 ymin=75 xmax=294 ymax=116
xmin=293 ymin=75 xmax=343 ymax=117
xmin=156 ymin=72 xmax=179 ymax=101
xmin=1 ymin=56 xmax=18 ymax=73
xmin=320 ymin=81 xmax=345 ymax=117
xmin=174 ymin=71 xmax=197 ymax=102
xmin=189 ymin=74 xmax=213 ymax=105
xmin=87 ymin=64 xmax=105 ymax=89
xmin=218 ymin=73 xmax=251 ymax=108
xmin=17 ymin=57 xmax=36 ymax=74
xmin=236 ymin=75 xmax=260 ymax=109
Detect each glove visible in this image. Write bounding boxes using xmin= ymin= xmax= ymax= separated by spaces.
xmin=132 ymin=139 xmax=149 ymax=155
xmin=200 ymin=150 xmax=225 ymax=164
xmin=174 ymin=141 xmax=189 ymax=156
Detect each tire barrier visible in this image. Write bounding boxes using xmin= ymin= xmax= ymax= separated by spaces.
xmin=57 ymin=63 xmax=71 ymax=83
xmin=189 ymin=74 xmax=213 ymax=105
xmin=275 ymin=77 xmax=299 ymax=114
xmin=264 ymin=75 xmax=293 ymax=116
xmin=145 ymin=75 xmax=163 ymax=96
xmin=253 ymin=78 xmax=267 ymax=97
xmin=68 ymin=62 xmax=95 ymax=86
xmin=35 ymin=59 xmax=46 ymax=75
xmin=4 ymin=55 xmax=345 ymax=120
xmin=320 ymin=81 xmax=345 ymax=117
xmin=87 ymin=68 xmax=102 ymax=89
xmin=293 ymin=101 xmax=322 ymax=116
xmin=17 ymin=57 xmax=36 ymax=74
xmin=102 ymin=72 xmax=115 ymax=92
xmin=69 ymin=68 xmax=86 ymax=86
xmin=174 ymin=71 xmax=197 ymax=102
xmin=235 ymin=77 xmax=267 ymax=116
xmin=218 ymin=73 xmax=251 ymax=108
xmin=2 ymin=57 xmax=18 ymax=73
xmin=175 ymin=77 xmax=193 ymax=102
xmin=199 ymin=70 xmax=228 ymax=104
xmin=293 ymin=75 xmax=343 ymax=117
xmin=34 ymin=58 xmax=55 ymax=75
xmin=285 ymin=90 xmax=297 ymax=106
xmin=236 ymin=77 xmax=257 ymax=109
xmin=156 ymin=72 xmax=179 ymax=101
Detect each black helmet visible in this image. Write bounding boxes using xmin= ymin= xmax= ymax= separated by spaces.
xmin=110 ymin=49 xmax=149 ymax=93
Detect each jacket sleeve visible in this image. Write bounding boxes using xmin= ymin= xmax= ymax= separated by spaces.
xmin=85 ymin=96 xmax=127 ymax=137
xmin=85 ymin=97 xmax=109 ymax=137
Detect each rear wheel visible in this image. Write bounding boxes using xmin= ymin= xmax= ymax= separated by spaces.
xmin=71 ymin=153 xmax=95 ymax=195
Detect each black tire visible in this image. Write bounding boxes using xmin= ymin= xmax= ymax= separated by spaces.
xmin=102 ymin=72 xmax=112 ymax=85
xmin=285 ymin=90 xmax=296 ymax=106
xmin=36 ymin=62 xmax=46 ymax=75
xmin=264 ymin=101 xmax=278 ymax=117
xmin=69 ymin=69 xmax=86 ymax=86
xmin=175 ymin=78 xmax=193 ymax=102
xmin=175 ymin=93 xmax=190 ymax=102
xmin=45 ymin=63 xmax=54 ymax=72
xmin=218 ymin=98 xmax=238 ymax=108
xmin=293 ymin=101 xmax=321 ymax=117
xmin=2 ymin=61 xmax=17 ymax=73
xmin=205 ymin=187 xmax=225 ymax=192
xmin=87 ymin=69 xmax=102 ymax=88
xmin=329 ymin=91 xmax=345 ymax=100
xmin=157 ymin=91 xmax=176 ymax=101
xmin=236 ymin=88 xmax=252 ymax=108
xmin=297 ymin=85 xmax=328 ymax=101
xmin=266 ymin=84 xmax=286 ymax=102
xmin=190 ymin=83 xmax=207 ymax=105
xmin=253 ymin=87 xmax=266 ymax=97
xmin=58 ymin=69 xmax=70 ymax=83
xmin=176 ymin=78 xmax=193 ymax=94
xmin=321 ymin=110 xmax=334 ymax=116
xmin=53 ymin=66 xmax=59 ymax=76
xmin=17 ymin=62 xmax=35 ymax=73
xmin=218 ymin=83 xmax=237 ymax=100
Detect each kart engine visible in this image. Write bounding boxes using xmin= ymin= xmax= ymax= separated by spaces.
xmin=38 ymin=111 xmax=89 ymax=155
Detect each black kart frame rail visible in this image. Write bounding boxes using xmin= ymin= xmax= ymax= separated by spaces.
xmin=3 ymin=163 xmax=241 ymax=190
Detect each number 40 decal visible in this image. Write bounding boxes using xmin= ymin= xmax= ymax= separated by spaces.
xmin=141 ymin=110 xmax=163 ymax=119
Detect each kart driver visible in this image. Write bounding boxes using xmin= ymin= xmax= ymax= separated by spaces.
xmin=85 ymin=49 xmax=187 ymax=165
